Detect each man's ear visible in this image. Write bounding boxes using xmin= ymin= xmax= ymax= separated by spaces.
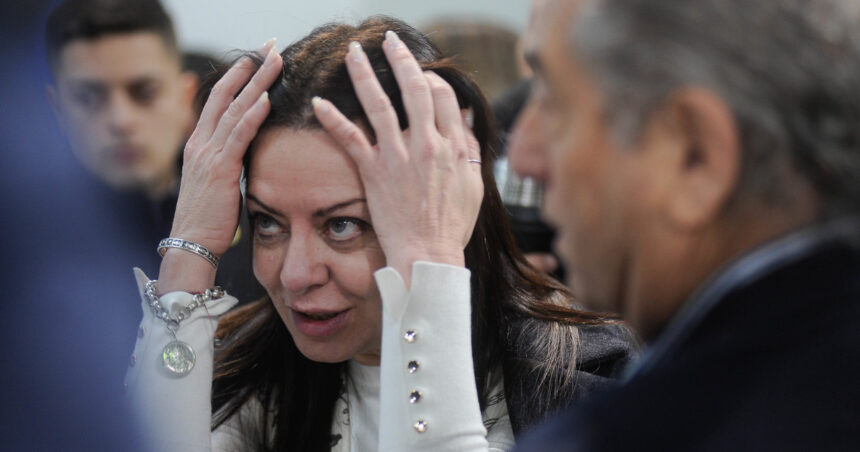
xmin=180 ymin=71 xmax=200 ymax=132
xmin=652 ymin=87 xmax=741 ymax=231
xmin=181 ymin=71 xmax=199 ymax=110
xmin=45 ymin=84 xmax=66 ymax=132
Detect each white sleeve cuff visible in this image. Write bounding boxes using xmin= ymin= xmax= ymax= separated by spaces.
xmin=376 ymin=262 xmax=489 ymax=451
xmin=125 ymin=268 xmax=239 ymax=452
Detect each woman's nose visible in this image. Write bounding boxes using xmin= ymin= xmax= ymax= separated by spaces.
xmin=279 ymin=231 xmax=329 ymax=294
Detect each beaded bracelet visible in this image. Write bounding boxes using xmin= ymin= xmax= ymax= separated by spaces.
xmin=143 ymin=280 xmax=226 ymax=376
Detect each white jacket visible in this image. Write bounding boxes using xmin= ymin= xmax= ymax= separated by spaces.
xmin=125 ymin=262 xmax=514 ymax=452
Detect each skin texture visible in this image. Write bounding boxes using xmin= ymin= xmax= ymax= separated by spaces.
xmin=509 ymin=0 xmax=818 ymax=339
xmin=49 ymin=32 xmax=197 ymax=198
xmin=247 ymin=128 xmax=385 ymax=365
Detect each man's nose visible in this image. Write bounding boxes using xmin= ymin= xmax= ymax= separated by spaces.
xmin=105 ymin=92 xmax=138 ymax=136
xmin=279 ymin=231 xmax=330 ymax=294
xmin=507 ymin=101 xmax=550 ymax=183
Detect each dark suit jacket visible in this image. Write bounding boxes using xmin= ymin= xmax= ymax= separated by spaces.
xmin=504 ymin=320 xmax=638 ymax=436
xmin=516 ymin=222 xmax=860 ymax=451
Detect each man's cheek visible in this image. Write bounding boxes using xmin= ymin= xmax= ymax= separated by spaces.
xmin=541 ymin=177 xmax=567 ymax=231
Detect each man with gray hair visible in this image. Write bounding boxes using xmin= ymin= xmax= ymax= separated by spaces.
xmin=509 ymin=0 xmax=860 ymax=449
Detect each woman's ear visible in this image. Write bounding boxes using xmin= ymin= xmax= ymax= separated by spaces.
xmin=646 ymin=87 xmax=741 ymax=231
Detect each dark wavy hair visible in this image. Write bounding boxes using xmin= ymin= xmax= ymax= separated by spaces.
xmin=209 ymin=15 xmax=617 ymax=451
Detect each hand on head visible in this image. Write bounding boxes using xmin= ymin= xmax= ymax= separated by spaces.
xmin=157 ymin=39 xmax=283 ymax=293
xmin=313 ymin=31 xmax=484 ymax=288
xmin=171 ymin=39 xmax=282 ymax=256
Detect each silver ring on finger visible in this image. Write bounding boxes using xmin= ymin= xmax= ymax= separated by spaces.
xmin=467 ymin=159 xmax=482 ymax=164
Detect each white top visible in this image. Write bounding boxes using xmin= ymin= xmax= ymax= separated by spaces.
xmin=346 ymin=361 xmax=381 ymax=452
xmin=125 ymin=261 xmax=515 ymax=451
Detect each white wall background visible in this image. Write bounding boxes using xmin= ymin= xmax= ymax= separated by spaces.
xmin=162 ymin=0 xmax=531 ymax=57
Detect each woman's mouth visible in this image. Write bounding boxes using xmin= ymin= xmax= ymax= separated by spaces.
xmin=290 ymin=308 xmax=352 ymax=338
xmin=303 ymin=312 xmax=340 ymax=321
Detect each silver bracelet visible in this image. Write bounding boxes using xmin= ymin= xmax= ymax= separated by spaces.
xmin=143 ymin=279 xmax=226 ymax=376
xmin=157 ymin=238 xmax=220 ymax=269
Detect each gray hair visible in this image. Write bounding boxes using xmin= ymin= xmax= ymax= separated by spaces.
xmin=572 ymin=0 xmax=860 ymax=216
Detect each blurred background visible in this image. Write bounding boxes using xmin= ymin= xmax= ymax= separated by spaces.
xmin=162 ymin=0 xmax=530 ymax=55
xmin=0 ymin=1 xmax=539 ymax=450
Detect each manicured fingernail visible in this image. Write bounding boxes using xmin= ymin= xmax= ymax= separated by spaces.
xmin=259 ymin=91 xmax=269 ymax=103
xmin=348 ymin=41 xmax=363 ymax=62
xmin=464 ymin=108 xmax=474 ymax=129
xmin=385 ymin=30 xmax=403 ymax=49
xmin=267 ymin=45 xmax=279 ymax=60
xmin=312 ymin=96 xmax=328 ymax=113
xmin=262 ymin=37 xmax=277 ymax=49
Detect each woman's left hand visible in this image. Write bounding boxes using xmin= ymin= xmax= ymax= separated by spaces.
xmin=313 ymin=30 xmax=483 ymax=288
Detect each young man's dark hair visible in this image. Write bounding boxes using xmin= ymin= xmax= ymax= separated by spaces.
xmin=46 ymin=0 xmax=179 ymax=75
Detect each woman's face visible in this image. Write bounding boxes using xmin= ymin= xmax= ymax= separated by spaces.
xmin=247 ymin=128 xmax=385 ymax=365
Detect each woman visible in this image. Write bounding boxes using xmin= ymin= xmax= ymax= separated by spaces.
xmin=125 ymin=16 xmax=635 ymax=452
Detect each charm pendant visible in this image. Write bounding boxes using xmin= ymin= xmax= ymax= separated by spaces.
xmin=162 ymin=340 xmax=196 ymax=376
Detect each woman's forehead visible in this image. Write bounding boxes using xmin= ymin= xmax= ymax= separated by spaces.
xmin=248 ymin=128 xmax=364 ymax=212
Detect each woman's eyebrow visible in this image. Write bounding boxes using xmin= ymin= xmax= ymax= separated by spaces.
xmin=313 ymin=198 xmax=367 ymax=218
xmin=246 ymin=193 xmax=366 ymax=218
xmin=246 ymin=193 xmax=283 ymax=218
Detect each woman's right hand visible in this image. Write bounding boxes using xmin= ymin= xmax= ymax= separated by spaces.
xmin=158 ymin=40 xmax=283 ymax=293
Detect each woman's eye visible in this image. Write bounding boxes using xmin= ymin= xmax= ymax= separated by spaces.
xmin=326 ymin=218 xmax=362 ymax=241
xmin=252 ymin=213 xmax=282 ymax=237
